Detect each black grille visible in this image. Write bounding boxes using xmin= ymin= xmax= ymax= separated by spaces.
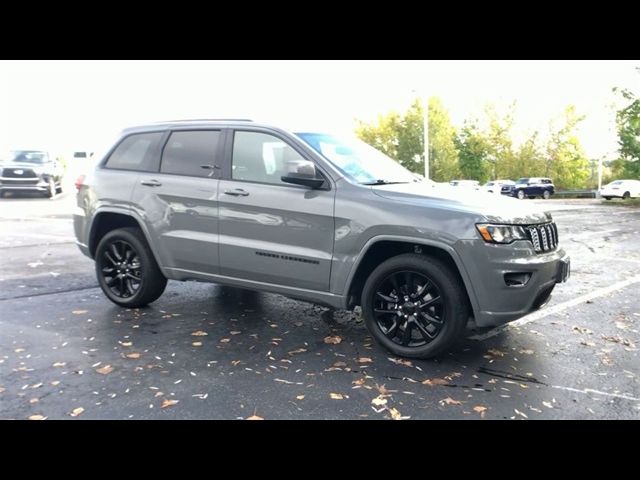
xmin=526 ymin=222 xmax=558 ymax=253
xmin=3 ymin=168 xmax=37 ymax=178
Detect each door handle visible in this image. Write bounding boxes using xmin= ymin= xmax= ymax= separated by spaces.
xmin=140 ymin=179 xmax=162 ymax=187
xmin=224 ymin=189 xmax=249 ymax=197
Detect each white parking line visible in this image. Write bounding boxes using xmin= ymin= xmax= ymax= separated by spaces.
xmin=551 ymin=385 xmax=640 ymax=402
xmin=470 ymin=274 xmax=640 ymax=340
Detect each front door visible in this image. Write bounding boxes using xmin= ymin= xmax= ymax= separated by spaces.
xmin=218 ymin=130 xmax=335 ymax=291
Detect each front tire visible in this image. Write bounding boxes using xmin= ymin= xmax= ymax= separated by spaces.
xmin=361 ymin=254 xmax=469 ymax=359
xmin=543 ymin=190 xmax=551 ymax=199
xmin=45 ymin=177 xmax=56 ymax=198
xmin=95 ymin=227 xmax=167 ymax=308
xmin=623 ymin=191 xmax=630 ymax=200
xmin=517 ymin=190 xmax=525 ymax=200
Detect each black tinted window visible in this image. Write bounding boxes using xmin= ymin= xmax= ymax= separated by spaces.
xmin=105 ymin=132 xmax=163 ymax=171
xmin=161 ymin=131 xmax=221 ymax=178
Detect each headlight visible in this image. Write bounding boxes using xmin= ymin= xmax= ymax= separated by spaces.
xmin=476 ymin=224 xmax=527 ymax=244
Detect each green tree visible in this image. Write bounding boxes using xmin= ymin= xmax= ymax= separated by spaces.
xmin=355 ymin=97 xmax=459 ymax=181
xmin=544 ymin=105 xmax=590 ymax=189
xmin=455 ymin=120 xmax=490 ymax=182
xmin=614 ymin=87 xmax=640 ymax=178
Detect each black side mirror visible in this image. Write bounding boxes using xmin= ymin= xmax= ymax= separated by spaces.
xmin=281 ymin=160 xmax=325 ymax=189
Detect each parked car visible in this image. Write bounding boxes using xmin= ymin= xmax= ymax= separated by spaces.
xmin=482 ymin=179 xmax=514 ymax=195
xmin=0 ymin=150 xmax=64 ymax=197
xmin=74 ymin=120 xmax=570 ymax=358
xmin=599 ymin=179 xmax=640 ymax=200
xmin=512 ymin=177 xmax=554 ymax=200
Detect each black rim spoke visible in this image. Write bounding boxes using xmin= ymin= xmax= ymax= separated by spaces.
xmin=372 ymin=270 xmax=445 ymax=348
xmin=100 ymin=239 xmax=142 ymax=299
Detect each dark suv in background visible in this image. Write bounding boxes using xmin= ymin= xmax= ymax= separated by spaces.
xmin=510 ymin=177 xmax=555 ymax=200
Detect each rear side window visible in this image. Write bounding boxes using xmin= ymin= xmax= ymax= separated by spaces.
xmin=160 ymin=130 xmax=221 ymax=178
xmin=105 ymin=132 xmax=163 ymax=171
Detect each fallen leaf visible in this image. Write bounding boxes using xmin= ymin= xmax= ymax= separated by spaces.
xmin=121 ymin=341 xmax=133 ymax=347
xmin=246 ymin=415 xmax=264 ymax=420
xmin=29 ymin=398 xmax=39 ymax=404
xmin=31 ymin=383 xmax=43 ymax=389
xmin=220 ymin=338 xmax=231 ymax=343
xmin=230 ymin=331 xmax=242 ymax=335
xmin=50 ymin=381 xmax=60 ymax=386
xmin=52 ymin=362 xmax=66 ymax=367
xmin=15 ymin=348 xmax=25 ymax=353
xmin=324 ymin=335 xmax=342 ymax=345
xmin=371 ymin=395 xmax=388 ymax=407
xmin=333 ymin=361 xmax=347 ymax=368
xmin=72 ymin=310 xmax=88 ymax=315
xmin=542 ymin=401 xmax=553 ymax=409
xmin=352 ymin=378 xmax=366 ymax=386
xmin=487 ymin=348 xmax=506 ymax=357
xmin=357 ymin=357 xmax=373 ymax=363
xmin=191 ymin=331 xmax=208 ymax=336
xmin=69 ymin=407 xmax=84 ymax=417
xmin=330 ymin=393 xmax=344 ymax=400
xmin=422 ymin=378 xmax=449 ymax=386
xmin=518 ymin=349 xmax=535 ymax=355
xmin=161 ymin=399 xmax=179 ymax=409
xmin=288 ymin=348 xmax=307 ymax=355
xmin=441 ymin=397 xmax=463 ymax=405
xmin=96 ymin=365 xmax=114 ymax=375
xmin=192 ymin=342 xmax=203 ymax=347
xmin=389 ymin=408 xmax=409 ymax=420
xmin=388 ymin=357 xmax=413 ymax=367
xmin=514 ymin=408 xmax=528 ymax=419
xmin=296 ymin=395 xmax=305 ymax=400
xmin=28 ymin=414 xmax=47 ymax=420
xmin=473 ymin=405 xmax=488 ymax=418
xmin=125 ymin=353 xmax=141 ymax=359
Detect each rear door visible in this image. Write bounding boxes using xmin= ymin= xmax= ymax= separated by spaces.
xmin=131 ymin=129 xmax=224 ymax=275
xmin=217 ymin=129 xmax=335 ymax=291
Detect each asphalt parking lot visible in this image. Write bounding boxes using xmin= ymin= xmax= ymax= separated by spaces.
xmin=1 ymin=192 xmax=639 ymax=419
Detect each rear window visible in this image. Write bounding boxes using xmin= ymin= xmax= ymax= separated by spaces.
xmin=160 ymin=131 xmax=221 ymax=178
xmin=105 ymin=132 xmax=163 ymax=171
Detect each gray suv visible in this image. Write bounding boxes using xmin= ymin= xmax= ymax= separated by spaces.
xmin=74 ymin=120 xmax=570 ymax=358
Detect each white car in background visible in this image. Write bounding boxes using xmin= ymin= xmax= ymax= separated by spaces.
xmin=599 ymin=179 xmax=640 ymax=200
xmin=482 ymin=179 xmax=514 ymax=195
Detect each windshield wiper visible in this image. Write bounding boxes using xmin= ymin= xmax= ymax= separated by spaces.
xmin=362 ymin=180 xmax=410 ymax=185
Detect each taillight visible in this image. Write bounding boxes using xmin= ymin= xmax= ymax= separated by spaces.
xmin=75 ymin=174 xmax=86 ymax=190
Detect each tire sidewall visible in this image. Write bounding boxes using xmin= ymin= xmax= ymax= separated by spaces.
xmin=517 ymin=190 xmax=525 ymax=200
xmin=95 ymin=229 xmax=151 ymax=307
xmin=543 ymin=190 xmax=550 ymax=199
xmin=362 ymin=255 xmax=466 ymax=358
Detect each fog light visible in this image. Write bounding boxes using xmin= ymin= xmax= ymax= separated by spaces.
xmin=504 ymin=272 xmax=532 ymax=287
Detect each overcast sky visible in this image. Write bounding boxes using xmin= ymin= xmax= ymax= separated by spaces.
xmin=1 ymin=60 xmax=638 ymax=159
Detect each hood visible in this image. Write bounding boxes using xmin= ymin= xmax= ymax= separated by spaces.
xmin=372 ymin=182 xmax=552 ymax=225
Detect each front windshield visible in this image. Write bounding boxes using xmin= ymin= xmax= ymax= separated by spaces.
xmin=9 ymin=150 xmax=49 ymax=164
xmin=296 ymin=132 xmax=418 ymax=185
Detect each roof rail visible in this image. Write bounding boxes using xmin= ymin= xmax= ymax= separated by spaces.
xmin=154 ymin=118 xmax=254 ymax=123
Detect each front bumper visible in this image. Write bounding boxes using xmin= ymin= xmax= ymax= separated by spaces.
xmin=0 ymin=177 xmax=49 ymax=191
xmin=455 ymin=239 xmax=570 ymax=327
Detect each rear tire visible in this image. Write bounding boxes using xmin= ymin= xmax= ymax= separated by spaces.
xmin=362 ymin=253 xmax=469 ymax=359
xmin=623 ymin=191 xmax=630 ymax=200
xmin=517 ymin=190 xmax=525 ymax=200
xmin=603 ymin=196 xmax=611 ymax=200
xmin=95 ymin=227 xmax=167 ymax=308
xmin=543 ymin=190 xmax=551 ymax=199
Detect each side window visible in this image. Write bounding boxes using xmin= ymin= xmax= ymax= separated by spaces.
xmin=104 ymin=132 xmax=163 ymax=171
xmin=232 ymin=131 xmax=306 ymax=186
xmin=161 ymin=130 xmax=221 ymax=178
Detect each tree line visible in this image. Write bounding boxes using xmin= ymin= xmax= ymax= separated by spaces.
xmin=356 ymin=90 xmax=639 ymax=190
